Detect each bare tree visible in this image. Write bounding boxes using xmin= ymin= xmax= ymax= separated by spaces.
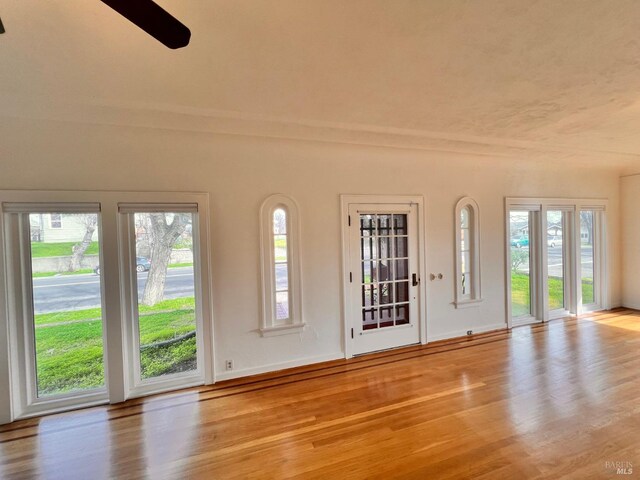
xmin=69 ymin=214 xmax=98 ymax=272
xmin=580 ymin=211 xmax=593 ymax=245
xmin=141 ymin=213 xmax=190 ymax=306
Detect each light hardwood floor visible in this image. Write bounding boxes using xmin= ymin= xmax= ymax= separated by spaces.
xmin=1 ymin=309 xmax=639 ymax=479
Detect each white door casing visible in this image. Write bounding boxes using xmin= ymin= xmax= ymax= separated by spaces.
xmin=341 ymin=195 xmax=426 ymax=356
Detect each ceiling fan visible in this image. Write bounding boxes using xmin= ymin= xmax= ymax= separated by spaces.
xmin=100 ymin=0 xmax=190 ymax=49
xmin=1 ymin=1 xmax=189 ymax=47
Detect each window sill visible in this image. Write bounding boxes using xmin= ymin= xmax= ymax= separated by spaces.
xmin=260 ymin=323 xmax=306 ymax=337
xmin=454 ymin=298 xmax=483 ymax=309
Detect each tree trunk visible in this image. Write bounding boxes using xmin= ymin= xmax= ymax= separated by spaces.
xmin=141 ymin=213 xmax=189 ymax=306
xmin=142 ymin=241 xmax=173 ymax=305
xmin=69 ymin=216 xmax=97 ymax=272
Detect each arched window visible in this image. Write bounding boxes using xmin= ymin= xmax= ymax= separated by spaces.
xmin=259 ymin=194 xmax=304 ymax=335
xmin=455 ymin=197 xmax=482 ymax=307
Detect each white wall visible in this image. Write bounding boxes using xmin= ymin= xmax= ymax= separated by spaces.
xmin=622 ymin=175 xmax=640 ymax=309
xmin=0 ymin=118 xmax=623 ymax=380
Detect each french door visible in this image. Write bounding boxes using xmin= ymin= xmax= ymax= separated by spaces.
xmin=506 ymin=199 xmax=606 ymax=327
xmin=347 ymin=203 xmax=421 ymax=355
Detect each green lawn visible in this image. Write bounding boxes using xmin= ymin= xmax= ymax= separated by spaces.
xmin=32 ymin=269 xmax=94 ymax=278
xmin=34 ymin=297 xmax=196 ymax=395
xmin=511 ymin=273 xmax=594 ymax=316
xmin=31 ymin=241 xmax=99 ymax=258
xmin=168 ymin=262 xmax=194 ymax=269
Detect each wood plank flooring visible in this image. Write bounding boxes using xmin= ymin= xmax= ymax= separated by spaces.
xmin=1 ymin=309 xmax=639 ymax=479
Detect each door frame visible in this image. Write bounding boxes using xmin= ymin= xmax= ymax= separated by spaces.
xmin=340 ymin=195 xmax=427 ymax=358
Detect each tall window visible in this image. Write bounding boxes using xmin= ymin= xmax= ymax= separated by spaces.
xmin=273 ymin=208 xmax=290 ymax=321
xmin=454 ymin=197 xmax=481 ymax=307
xmin=580 ymin=209 xmax=602 ymax=310
xmin=0 ymin=192 xmax=212 ymax=423
xmin=118 ymin=206 xmax=203 ymax=392
xmin=260 ymin=195 xmax=304 ymax=335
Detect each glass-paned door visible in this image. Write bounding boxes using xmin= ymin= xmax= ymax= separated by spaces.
xmin=128 ymin=211 xmax=201 ymax=384
xmin=27 ymin=212 xmax=107 ymax=399
xmin=510 ymin=210 xmax=533 ymax=319
xmin=547 ymin=210 xmax=567 ymax=313
xmin=349 ymin=204 xmax=420 ymax=355
xmin=580 ymin=210 xmax=598 ymax=308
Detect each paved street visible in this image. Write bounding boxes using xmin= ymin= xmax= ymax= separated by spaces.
xmin=32 ymin=265 xmax=291 ymax=314
xmin=32 ymin=267 xmax=196 ymax=314
xmin=515 ymin=245 xmax=594 ymax=278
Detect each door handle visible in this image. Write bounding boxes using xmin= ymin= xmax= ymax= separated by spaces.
xmin=412 ymin=273 xmax=420 ymax=286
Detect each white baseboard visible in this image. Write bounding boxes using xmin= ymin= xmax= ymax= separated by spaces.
xmin=427 ymin=322 xmax=507 ymax=343
xmin=620 ymin=302 xmax=640 ymax=310
xmin=214 ymin=352 xmax=345 ymax=382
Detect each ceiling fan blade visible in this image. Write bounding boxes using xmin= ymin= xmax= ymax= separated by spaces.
xmin=0 ymin=16 xmax=5 ymax=34
xmin=100 ymin=0 xmax=190 ymax=49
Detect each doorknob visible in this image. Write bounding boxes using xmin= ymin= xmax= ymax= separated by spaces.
xmin=412 ymin=273 xmax=420 ymax=286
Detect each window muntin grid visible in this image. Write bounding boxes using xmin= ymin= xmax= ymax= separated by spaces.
xmin=359 ymin=214 xmax=410 ymax=330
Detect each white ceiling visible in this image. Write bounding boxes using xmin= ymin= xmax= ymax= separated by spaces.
xmin=3 ymin=1 xmax=640 ymax=170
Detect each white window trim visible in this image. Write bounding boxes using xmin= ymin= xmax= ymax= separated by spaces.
xmin=259 ymin=194 xmax=304 ymax=336
xmin=0 ymin=190 xmax=214 ymax=424
xmin=454 ymin=197 xmax=482 ymax=308
xmin=504 ymin=197 xmax=608 ymax=329
xmin=118 ymin=205 xmax=207 ymax=398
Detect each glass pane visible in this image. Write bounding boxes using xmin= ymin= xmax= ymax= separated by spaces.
xmin=581 ymin=211 xmax=595 ymax=305
xmin=510 ymin=211 xmax=531 ymax=317
xmin=395 ymin=237 xmax=408 ymax=258
xmin=461 ymin=207 xmax=469 ymax=228
xmin=361 ymin=236 xmax=376 ymax=261
xmin=547 ymin=211 xmax=564 ymax=310
xmin=134 ymin=212 xmax=197 ymax=380
xmin=376 ymin=261 xmax=391 ymax=282
xmin=276 ymin=291 xmax=289 ymax=320
xmin=379 ymin=282 xmax=394 ymax=305
xmin=275 ymin=263 xmax=288 ymax=291
xmin=362 ymin=284 xmax=377 ymax=307
xmin=395 ymin=282 xmax=409 ymax=303
xmin=360 ymin=215 xmax=375 ymax=237
xmin=461 ymin=251 xmax=470 ymax=274
xmin=377 ymin=215 xmax=391 ymax=235
xmin=273 ymin=208 xmax=287 ymax=234
xmin=380 ymin=306 xmax=394 ymax=327
xmin=29 ymin=213 xmax=105 ymax=397
xmin=362 ymin=261 xmax=373 ymax=284
xmin=395 ymin=259 xmax=409 ymax=281
xmin=358 ymin=211 xmax=412 ymax=332
xmin=461 ymin=272 xmax=470 ymax=295
xmin=378 ymin=236 xmax=392 ymax=259
xmin=274 ymin=235 xmax=287 ymax=262
xmin=460 ymin=228 xmax=470 ymax=252
xmin=362 ymin=308 xmax=378 ymax=330
xmin=392 ymin=214 xmax=407 ymax=235
xmin=395 ymin=304 xmax=410 ymax=325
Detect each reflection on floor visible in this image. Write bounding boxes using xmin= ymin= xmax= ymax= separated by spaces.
xmin=1 ymin=309 xmax=639 ymax=479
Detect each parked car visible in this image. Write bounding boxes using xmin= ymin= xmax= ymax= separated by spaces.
xmin=511 ymin=236 xmax=529 ymax=248
xmin=94 ymin=256 xmax=151 ymax=275
xmin=547 ymin=236 xmax=562 ymax=248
